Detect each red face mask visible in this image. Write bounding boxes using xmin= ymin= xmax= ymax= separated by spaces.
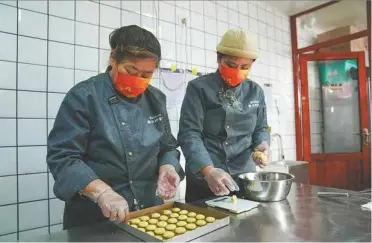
xmin=219 ymin=64 xmax=250 ymax=87
xmin=113 ymin=70 xmax=151 ymax=97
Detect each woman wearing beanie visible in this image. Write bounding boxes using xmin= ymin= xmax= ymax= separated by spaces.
xmin=178 ymin=28 xmax=271 ymax=202
xmin=47 ymin=25 xmax=184 ymax=229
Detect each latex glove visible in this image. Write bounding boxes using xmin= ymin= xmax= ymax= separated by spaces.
xmin=96 ymin=189 xmax=130 ymax=222
xmin=82 ymin=181 xmax=129 ymax=222
xmin=156 ymin=164 xmax=180 ymax=200
xmin=204 ymin=168 xmax=240 ymax=196
xmin=252 ymin=141 xmax=271 ymax=168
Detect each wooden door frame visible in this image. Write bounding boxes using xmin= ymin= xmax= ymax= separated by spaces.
xmin=299 ymin=52 xmax=370 ymax=187
xmin=290 ymin=0 xmax=371 ymax=162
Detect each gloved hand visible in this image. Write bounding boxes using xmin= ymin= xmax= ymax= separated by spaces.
xmin=96 ymin=189 xmax=129 ymax=222
xmin=252 ymin=141 xmax=271 ymax=168
xmin=204 ymin=168 xmax=240 ymax=196
xmin=81 ymin=180 xmax=129 ymax=222
xmin=156 ymin=164 xmax=180 ymax=200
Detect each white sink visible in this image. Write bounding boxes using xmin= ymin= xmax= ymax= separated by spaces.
xmin=259 ymin=160 xmax=309 ymax=184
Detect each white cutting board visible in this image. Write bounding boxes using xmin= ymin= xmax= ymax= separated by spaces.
xmin=205 ymin=196 xmax=260 ymax=214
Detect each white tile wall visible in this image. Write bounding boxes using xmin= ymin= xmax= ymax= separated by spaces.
xmin=0 ymin=0 xmax=295 ymax=240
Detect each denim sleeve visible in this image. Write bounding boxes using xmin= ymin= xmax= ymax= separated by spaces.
xmin=157 ymin=111 xmax=185 ymax=181
xmin=178 ymin=82 xmax=214 ymax=175
xmin=47 ymin=86 xmax=99 ymax=202
xmin=252 ymin=89 xmax=271 ymax=147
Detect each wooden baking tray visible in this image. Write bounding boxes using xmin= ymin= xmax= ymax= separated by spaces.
xmin=115 ymin=201 xmax=230 ymax=242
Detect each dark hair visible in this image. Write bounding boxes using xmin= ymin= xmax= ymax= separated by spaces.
xmin=106 ymin=25 xmax=161 ymax=72
xmin=217 ymin=52 xmax=256 ymax=62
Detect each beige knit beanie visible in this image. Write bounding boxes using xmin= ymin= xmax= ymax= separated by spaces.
xmin=216 ymin=28 xmax=259 ymax=59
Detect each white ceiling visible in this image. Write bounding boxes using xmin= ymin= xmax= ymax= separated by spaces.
xmin=265 ymin=0 xmax=368 ymax=33
xmin=265 ymin=0 xmax=330 ymax=16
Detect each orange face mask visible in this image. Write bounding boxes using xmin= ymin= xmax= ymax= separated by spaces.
xmin=113 ymin=69 xmax=151 ymax=97
xmin=219 ymin=64 xmax=250 ymax=87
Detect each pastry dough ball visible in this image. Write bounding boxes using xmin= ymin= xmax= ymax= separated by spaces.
xmin=175 ymin=227 xmax=186 ymax=235
xmin=170 ymin=213 xmax=179 ymax=218
xmin=163 ymin=210 xmax=172 ymax=216
xmin=155 ymin=228 xmax=165 ymax=235
xmin=186 ymin=217 xmax=196 ymax=223
xmin=206 ymin=217 xmax=216 ymax=223
xmin=196 ymin=214 xmax=205 ymax=220
xmin=159 ymin=215 xmax=168 ymax=221
xmin=163 ymin=231 xmax=175 ymax=239
xmin=176 ymin=221 xmax=187 ymax=227
xmin=157 ymin=221 xmax=167 ymax=228
xmin=196 ymin=220 xmax=207 ymax=226
xmin=147 ymin=231 xmax=155 ymax=236
xmin=149 ymin=218 xmax=158 ymax=225
xmin=146 ymin=224 xmax=157 ymax=231
xmin=179 ymin=210 xmax=188 ymax=215
xmin=138 ymin=228 xmax=146 ymax=232
xmin=178 ymin=215 xmax=187 ymax=221
xmin=167 ymin=218 xmax=178 ymax=224
xmin=155 ymin=235 xmax=163 ymax=240
xmin=151 ymin=213 xmax=161 ymax=219
xmin=131 ymin=224 xmax=138 ymax=229
xmin=171 ymin=207 xmax=181 ymax=213
xmin=140 ymin=216 xmax=150 ymax=221
xmin=187 ymin=212 xmax=196 ymax=217
xmin=130 ymin=218 xmax=141 ymax=225
xmin=165 ymin=224 xmax=177 ymax=231
xmin=185 ymin=223 xmax=197 ymax=230
xmin=138 ymin=221 xmax=149 ymax=228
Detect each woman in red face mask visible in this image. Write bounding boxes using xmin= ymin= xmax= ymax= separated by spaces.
xmin=178 ymin=28 xmax=271 ymax=203
xmin=47 ymin=25 xmax=184 ymax=229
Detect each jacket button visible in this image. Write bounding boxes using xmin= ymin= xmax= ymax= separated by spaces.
xmin=130 ymin=180 xmax=133 ymax=184
xmin=226 ymin=125 xmax=229 ymax=129
xmin=225 ymin=142 xmax=228 ymax=145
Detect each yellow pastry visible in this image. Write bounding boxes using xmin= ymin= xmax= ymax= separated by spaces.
xmin=155 ymin=235 xmax=163 ymax=240
xmin=165 ymin=224 xmax=177 ymax=231
xmin=163 ymin=209 xmax=172 ymax=215
xmin=196 ymin=220 xmax=207 ymax=226
xmin=149 ymin=218 xmax=158 ymax=225
xmin=175 ymin=227 xmax=186 ymax=235
xmin=231 ymin=195 xmax=238 ymax=204
xmin=130 ymin=218 xmax=141 ymax=225
xmin=171 ymin=207 xmax=181 ymax=213
xmin=163 ymin=231 xmax=175 ymax=239
xmin=155 ymin=227 xmax=165 ymax=235
xmin=170 ymin=213 xmax=179 ymax=218
xmin=146 ymin=224 xmax=156 ymax=231
xmin=176 ymin=221 xmax=187 ymax=227
xmin=139 ymin=221 xmax=149 ymax=228
xmin=151 ymin=213 xmax=161 ymax=219
xmin=131 ymin=224 xmax=138 ymax=228
xmin=140 ymin=216 xmax=150 ymax=222
xmin=185 ymin=223 xmax=196 ymax=230
xmin=186 ymin=217 xmax=196 ymax=223
xmin=206 ymin=217 xmax=216 ymax=223
xmin=138 ymin=227 xmax=146 ymax=232
xmin=196 ymin=214 xmax=205 ymax=220
xmin=179 ymin=210 xmax=188 ymax=215
xmin=167 ymin=218 xmax=177 ymax=224
xmin=187 ymin=212 xmax=196 ymax=217
xmin=178 ymin=215 xmax=187 ymax=221
xmin=157 ymin=221 xmax=167 ymax=228
xmin=159 ymin=215 xmax=168 ymax=221
xmin=147 ymin=231 xmax=155 ymax=236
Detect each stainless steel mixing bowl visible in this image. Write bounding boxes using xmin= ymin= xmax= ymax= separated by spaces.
xmin=238 ymin=172 xmax=295 ymax=202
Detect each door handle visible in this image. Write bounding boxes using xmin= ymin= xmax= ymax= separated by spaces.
xmin=353 ymin=128 xmax=370 ymax=145
xmin=362 ymin=128 xmax=370 ymax=146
